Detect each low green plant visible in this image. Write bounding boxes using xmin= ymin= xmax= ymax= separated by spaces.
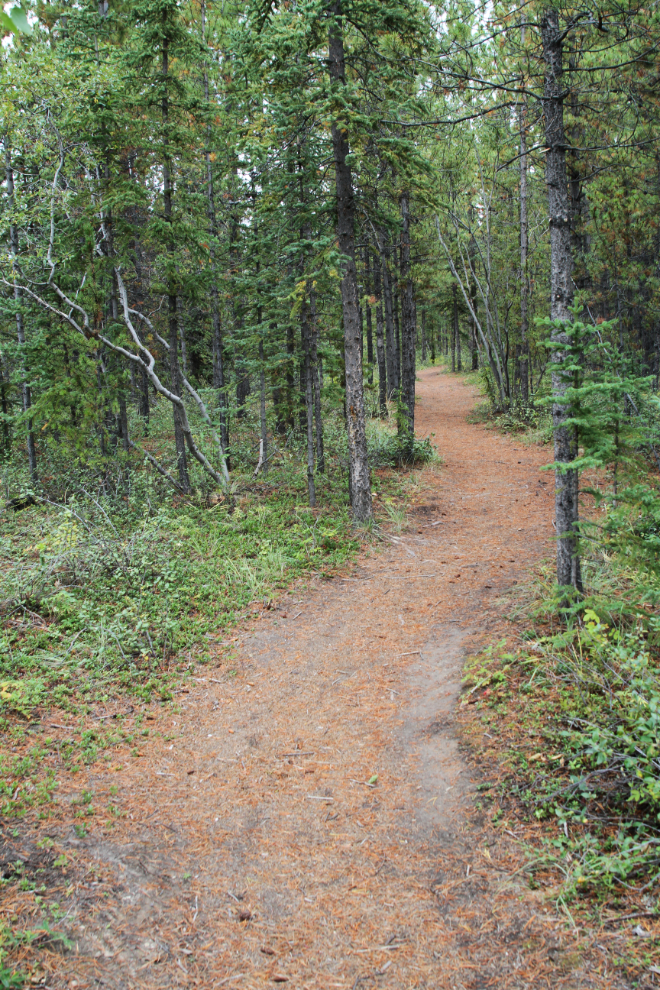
xmin=384 ymin=501 xmax=408 ymax=533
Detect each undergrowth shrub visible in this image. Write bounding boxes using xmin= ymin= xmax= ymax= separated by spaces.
xmin=0 ymin=458 xmax=365 ymax=714
xmin=517 ymin=610 xmax=660 ymax=889
xmin=464 ymin=546 xmax=660 ymax=898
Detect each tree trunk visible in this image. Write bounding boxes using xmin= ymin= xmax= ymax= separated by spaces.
xmin=541 ymin=7 xmax=582 ymax=592
xmin=568 ymin=55 xmax=589 ymax=294
xmin=309 ymin=288 xmax=325 ymax=473
xmin=139 ymin=363 xmax=150 ymax=430
xmin=519 ymin=92 xmax=530 ymax=404
xmin=364 ymin=248 xmax=374 ymax=384
xmin=162 ymin=31 xmax=190 ymax=492
xmin=236 ymin=349 xmax=250 ymax=420
xmin=456 ymin=309 xmax=462 ymax=372
xmin=328 ymin=0 xmax=372 ymax=521
xmin=452 ymin=285 xmax=458 ymax=372
xmin=118 ymin=389 xmax=130 ymax=455
xmin=301 ymin=294 xmax=316 ymax=506
xmin=421 ymin=308 xmax=427 ymax=362
xmin=285 ymin=323 xmax=295 ymax=431
xmin=258 ymin=329 xmax=268 ymax=477
xmin=373 ymin=252 xmax=388 ymax=416
xmin=393 ymin=276 xmax=402 ymax=390
xmin=212 ymin=313 xmax=229 ymax=466
xmin=467 ymin=236 xmax=480 ymax=372
xmin=5 ymin=150 xmax=37 ymax=482
xmin=168 ymin=292 xmax=189 ymax=489
xmin=378 ymin=230 xmax=397 ymax=398
xmin=202 ymin=1 xmax=229 ymax=463
xmin=0 ymin=350 xmax=10 ymax=460
xmin=178 ymin=306 xmax=189 ymax=378
xmin=365 ymin=302 xmax=374 ymax=384
xmin=472 ymin=323 xmax=479 ymax=370
xmin=399 ymin=191 xmax=416 ymax=457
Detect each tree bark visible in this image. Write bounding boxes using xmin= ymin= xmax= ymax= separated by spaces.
xmin=399 ymin=191 xmax=416 ymax=457
xmin=364 ymin=247 xmax=374 ymax=384
xmin=309 ymin=288 xmax=325 ymax=473
xmin=118 ymin=389 xmax=130 ymax=455
xmin=373 ymin=252 xmax=388 ymax=416
xmin=393 ymin=275 xmax=402 ymax=389
xmin=202 ymin=5 xmax=229 ymax=463
xmin=301 ymin=294 xmax=316 ymax=506
xmin=378 ymin=229 xmax=397 ymax=398
xmin=328 ymin=0 xmax=372 ymax=521
xmin=452 ymin=284 xmax=458 ymax=372
xmin=541 ymin=7 xmax=582 ymax=591
xmin=519 ymin=91 xmax=530 ymax=404
xmin=162 ymin=30 xmax=190 ymax=492
xmin=258 ymin=323 xmax=268 ymax=477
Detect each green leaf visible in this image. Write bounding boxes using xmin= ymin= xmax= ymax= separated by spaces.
xmin=0 ymin=9 xmax=16 ymax=32
xmin=7 ymin=6 xmax=32 ymax=33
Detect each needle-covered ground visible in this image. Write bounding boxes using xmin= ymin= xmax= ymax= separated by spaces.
xmin=2 ymin=369 xmax=632 ymax=989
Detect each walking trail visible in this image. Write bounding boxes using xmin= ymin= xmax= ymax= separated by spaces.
xmin=29 ymin=370 xmax=609 ymax=989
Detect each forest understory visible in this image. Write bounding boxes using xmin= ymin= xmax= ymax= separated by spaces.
xmin=0 ymin=369 xmax=657 ymax=990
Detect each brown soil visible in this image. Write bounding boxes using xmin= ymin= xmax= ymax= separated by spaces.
xmin=3 ymin=369 xmax=623 ymax=989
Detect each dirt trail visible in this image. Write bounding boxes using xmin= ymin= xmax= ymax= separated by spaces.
xmin=26 ymin=371 xmax=611 ymax=989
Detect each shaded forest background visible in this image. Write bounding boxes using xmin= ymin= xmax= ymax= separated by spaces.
xmin=3 ymin=0 xmax=660 ymax=514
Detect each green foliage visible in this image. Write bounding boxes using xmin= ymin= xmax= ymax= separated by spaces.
xmin=1 ymin=465 xmax=360 ymax=711
xmin=537 ymin=610 xmax=660 ymax=815
xmin=468 ymin=538 xmax=660 ymax=896
xmin=539 ymin=314 xmax=655 ymax=475
xmin=0 ymin=5 xmax=31 ymax=37
xmin=0 ymin=966 xmax=23 ymax=990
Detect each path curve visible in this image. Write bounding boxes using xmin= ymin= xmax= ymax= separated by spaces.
xmin=52 ymin=371 xmax=605 ymax=989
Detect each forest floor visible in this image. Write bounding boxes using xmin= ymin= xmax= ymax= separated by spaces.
xmin=2 ymin=368 xmax=628 ymax=989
